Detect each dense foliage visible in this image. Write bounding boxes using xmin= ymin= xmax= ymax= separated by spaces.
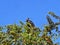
xmin=0 ymin=12 xmax=60 ymax=45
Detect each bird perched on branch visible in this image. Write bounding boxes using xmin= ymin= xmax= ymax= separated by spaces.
xmin=26 ymin=18 xmax=35 ymax=28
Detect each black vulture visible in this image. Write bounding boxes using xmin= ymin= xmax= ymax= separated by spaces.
xmin=26 ymin=18 xmax=35 ymax=27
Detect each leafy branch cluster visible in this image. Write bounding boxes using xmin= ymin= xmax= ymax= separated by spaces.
xmin=0 ymin=12 xmax=60 ymax=45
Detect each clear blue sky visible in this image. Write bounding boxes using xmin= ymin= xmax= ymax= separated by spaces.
xmin=0 ymin=0 xmax=60 ymax=44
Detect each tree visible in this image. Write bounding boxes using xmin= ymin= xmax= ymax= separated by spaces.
xmin=0 ymin=12 xmax=60 ymax=45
